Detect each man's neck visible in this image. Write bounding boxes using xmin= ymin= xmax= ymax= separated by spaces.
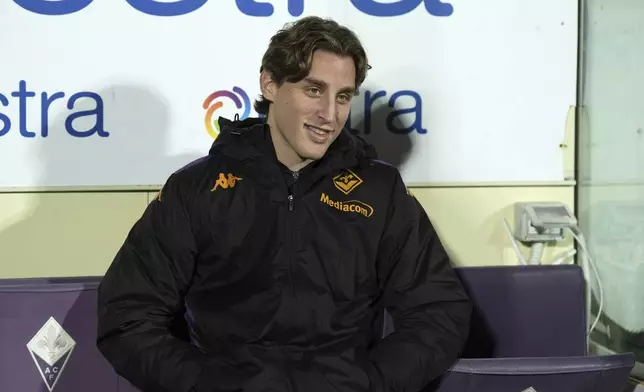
xmin=267 ymin=117 xmax=313 ymax=172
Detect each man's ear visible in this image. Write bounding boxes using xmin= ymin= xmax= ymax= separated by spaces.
xmin=260 ymin=71 xmax=277 ymax=102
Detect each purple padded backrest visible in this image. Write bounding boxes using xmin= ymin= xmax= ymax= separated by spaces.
xmin=383 ymin=264 xmax=587 ymax=358
xmin=0 ymin=265 xmax=590 ymax=391
xmin=434 ymin=353 xmax=635 ymax=392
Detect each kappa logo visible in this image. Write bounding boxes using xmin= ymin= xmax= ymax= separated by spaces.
xmin=211 ymin=173 xmax=242 ymax=191
xmin=320 ymin=193 xmax=374 ymax=218
xmin=26 ymin=317 xmax=76 ymax=392
xmin=333 ymin=169 xmax=363 ymax=195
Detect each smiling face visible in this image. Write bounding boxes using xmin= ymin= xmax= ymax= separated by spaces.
xmin=260 ymin=50 xmax=357 ymax=171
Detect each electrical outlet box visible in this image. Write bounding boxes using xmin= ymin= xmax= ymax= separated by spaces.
xmin=514 ymin=202 xmax=577 ymax=242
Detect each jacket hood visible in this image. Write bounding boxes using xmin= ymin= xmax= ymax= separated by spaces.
xmin=209 ymin=116 xmax=378 ymax=169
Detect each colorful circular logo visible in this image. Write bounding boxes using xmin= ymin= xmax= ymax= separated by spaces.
xmin=202 ymin=86 xmax=251 ymax=139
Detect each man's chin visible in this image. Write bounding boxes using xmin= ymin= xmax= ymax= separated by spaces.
xmin=298 ymin=143 xmax=331 ymax=160
xmin=313 ymin=147 xmax=332 ymax=160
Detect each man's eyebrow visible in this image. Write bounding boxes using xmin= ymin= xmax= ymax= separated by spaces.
xmin=302 ymin=77 xmax=326 ymax=87
xmin=303 ymin=77 xmax=356 ymax=95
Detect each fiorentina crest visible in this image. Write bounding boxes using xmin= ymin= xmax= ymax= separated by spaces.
xmin=26 ymin=317 xmax=76 ymax=392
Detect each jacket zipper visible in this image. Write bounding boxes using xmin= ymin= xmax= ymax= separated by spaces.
xmin=287 ymin=171 xmax=299 ymax=330
xmin=287 ymin=171 xmax=298 ymax=211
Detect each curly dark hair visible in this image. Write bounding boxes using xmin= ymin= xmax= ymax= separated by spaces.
xmin=254 ymin=16 xmax=371 ymax=115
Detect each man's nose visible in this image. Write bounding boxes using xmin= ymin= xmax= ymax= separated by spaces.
xmin=316 ymin=97 xmax=336 ymax=123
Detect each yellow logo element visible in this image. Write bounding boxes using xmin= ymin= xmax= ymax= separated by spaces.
xmin=211 ymin=173 xmax=242 ymax=191
xmin=320 ymin=193 xmax=374 ymax=218
xmin=333 ymin=169 xmax=363 ymax=195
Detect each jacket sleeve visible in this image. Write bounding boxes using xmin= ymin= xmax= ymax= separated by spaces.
xmin=368 ymin=172 xmax=472 ymax=392
xmin=96 ymin=174 xmax=214 ymax=392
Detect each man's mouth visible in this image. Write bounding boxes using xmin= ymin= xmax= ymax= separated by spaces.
xmin=305 ymin=124 xmax=332 ymax=136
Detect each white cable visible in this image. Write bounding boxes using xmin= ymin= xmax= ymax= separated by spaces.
xmin=502 ymin=218 xmax=547 ymax=265
xmin=568 ymin=226 xmax=604 ymax=336
xmin=551 ymin=248 xmax=577 ymax=265
xmin=528 ymin=242 xmax=545 ymax=265
xmin=503 ymin=218 xmax=527 ymax=265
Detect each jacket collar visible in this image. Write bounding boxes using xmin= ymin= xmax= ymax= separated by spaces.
xmin=208 ymin=116 xmax=377 ymax=196
xmin=209 ymin=116 xmax=377 ymax=172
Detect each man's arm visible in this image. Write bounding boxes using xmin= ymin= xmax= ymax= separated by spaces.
xmin=96 ymin=173 xmax=212 ymax=392
xmin=368 ymin=172 xmax=472 ymax=392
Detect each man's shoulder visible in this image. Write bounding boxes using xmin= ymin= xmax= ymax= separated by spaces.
xmin=355 ymin=159 xmax=414 ymax=201
xmin=157 ymin=154 xmax=222 ymax=198
xmin=360 ymin=158 xmax=403 ymax=186
xmin=370 ymin=159 xmax=399 ymax=173
xmin=170 ymin=153 xmax=231 ymax=184
xmin=172 ymin=155 xmax=213 ymax=177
